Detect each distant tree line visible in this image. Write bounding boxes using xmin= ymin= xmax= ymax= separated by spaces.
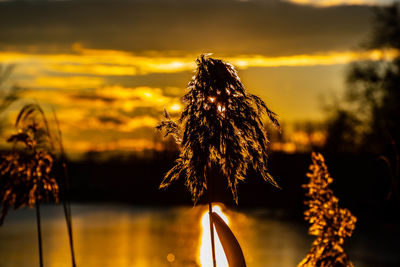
xmin=324 ymin=4 xmax=400 ymax=155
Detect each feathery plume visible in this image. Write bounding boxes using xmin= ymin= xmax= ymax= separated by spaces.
xmin=157 ymin=54 xmax=280 ymax=203
xmin=299 ymin=152 xmax=357 ymax=267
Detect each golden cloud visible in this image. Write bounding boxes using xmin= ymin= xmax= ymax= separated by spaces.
xmin=286 ymin=0 xmax=391 ymax=6
xmin=1 ymin=47 xmax=397 ymax=84
xmin=1 ymin=45 xmax=396 ymax=154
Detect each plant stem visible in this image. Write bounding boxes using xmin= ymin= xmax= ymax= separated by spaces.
xmin=207 ymin=168 xmax=217 ymax=267
xmin=36 ymin=201 xmax=44 ymax=267
xmin=209 ymin=201 xmax=217 ymax=267
xmin=63 ymin=199 xmax=76 ymax=267
xmin=54 ymin=111 xmax=77 ymax=267
xmin=61 ymin=162 xmax=77 ymax=267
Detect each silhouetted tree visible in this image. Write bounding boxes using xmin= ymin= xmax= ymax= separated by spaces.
xmin=323 ymin=4 xmax=400 ymax=208
xmin=323 ymin=109 xmax=361 ymax=153
xmin=157 ymin=54 xmax=280 ymax=267
xmin=325 ymin=4 xmax=400 ymax=154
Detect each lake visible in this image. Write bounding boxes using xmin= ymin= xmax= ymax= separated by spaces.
xmin=0 ymin=204 xmax=398 ymax=267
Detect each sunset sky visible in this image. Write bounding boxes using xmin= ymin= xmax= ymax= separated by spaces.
xmin=0 ymin=0 xmax=395 ymax=155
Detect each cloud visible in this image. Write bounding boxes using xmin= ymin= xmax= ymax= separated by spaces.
xmin=0 ymin=0 xmax=373 ymax=56
xmin=0 ymin=83 xmax=182 ymax=154
xmin=34 ymin=76 xmax=104 ymax=89
xmin=96 ymin=115 xmax=124 ymax=125
xmin=0 ymin=0 xmax=392 ymax=154
xmin=229 ymin=49 xmax=398 ymax=68
xmin=2 ymin=46 xmax=396 ymax=154
xmin=285 ymin=0 xmax=394 ymax=7
xmin=70 ymin=93 xmax=117 ymax=103
xmin=2 ymin=48 xmax=397 ymax=88
xmin=63 ymin=138 xmax=158 ymax=153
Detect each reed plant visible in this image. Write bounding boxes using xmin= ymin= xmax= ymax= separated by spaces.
xmin=299 ymin=152 xmax=357 ymax=267
xmin=0 ymin=103 xmax=76 ymax=267
xmin=157 ymin=54 xmax=280 ymax=266
xmin=0 ymin=64 xmax=23 ymax=113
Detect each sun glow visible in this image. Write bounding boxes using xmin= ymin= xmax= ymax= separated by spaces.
xmin=1 ymin=48 xmax=397 ymax=83
xmin=169 ymin=103 xmax=182 ymax=112
xmin=199 ymin=205 xmax=229 ymax=267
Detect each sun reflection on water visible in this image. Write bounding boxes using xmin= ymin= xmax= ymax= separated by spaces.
xmin=199 ymin=205 xmax=229 ymax=267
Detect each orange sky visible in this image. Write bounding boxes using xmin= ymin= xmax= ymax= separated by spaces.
xmin=0 ymin=0 xmax=395 ymax=155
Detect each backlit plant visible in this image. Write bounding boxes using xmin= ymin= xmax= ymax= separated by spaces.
xmin=157 ymin=54 xmax=280 ymax=266
xmin=299 ymin=152 xmax=357 ymax=267
xmin=0 ymin=104 xmax=58 ymax=224
xmin=157 ymin=54 xmax=280 ymax=203
xmin=0 ymin=103 xmax=76 ymax=267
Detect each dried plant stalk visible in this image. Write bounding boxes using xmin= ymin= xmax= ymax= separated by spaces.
xmin=157 ymin=54 xmax=280 ymax=204
xmin=0 ymin=104 xmax=58 ymax=224
xmin=299 ymin=152 xmax=357 ymax=267
xmin=0 ymin=103 xmax=77 ymax=267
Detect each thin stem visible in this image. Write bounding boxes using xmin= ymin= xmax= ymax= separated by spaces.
xmin=208 ymin=201 xmax=217 ymax=267
xmin=63 ymin=198 xmax=76 ymax=267
xmin=208 ymin=170 xmax=217 ymax=267
xmin=54 ymin=111 xmax=77 ymax=267
xmin=61 ymin=162 xmax=77 ymax=267
xmin=36 ymin=201 xmax=44 ymax=267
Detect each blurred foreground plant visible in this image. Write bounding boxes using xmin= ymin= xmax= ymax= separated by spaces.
xmin=0 ymin=104 xmax=76 ymax=267
xmin=0 ymin=64 xmax=24 ymax=132
xmin=158 ymin=54 xmax=280 ymax=267
xmin=299 ymin=152 xmax=356 ymax=267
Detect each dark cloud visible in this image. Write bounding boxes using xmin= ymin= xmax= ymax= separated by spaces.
xmin=119 ymin=106 xmax=162 ymax=118
xmin=70 ymin=92 xmax=117 ymax=103
xmin=76 ymin=126 xmax=157 ymax=140
xmin=105 ymin=72 xmax=192 ymax=90
xmin=97 ymin=115 xmax=124 ymax=125
xmin=0 ymin=0 xmax=372 ymax=56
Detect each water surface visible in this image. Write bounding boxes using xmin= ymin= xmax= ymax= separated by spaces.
xmin=0 ymin=204 xmax=398 ymax=267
